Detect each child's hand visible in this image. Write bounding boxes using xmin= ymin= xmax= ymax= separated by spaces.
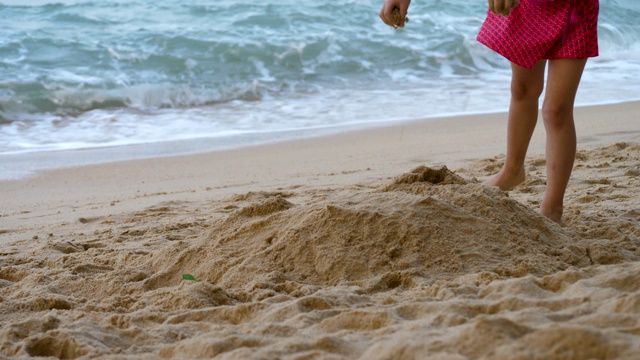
xmin=379 ymin=0 xmax=411 ymax=28
xmin=488 ymin=0 xmax=520 ymax=16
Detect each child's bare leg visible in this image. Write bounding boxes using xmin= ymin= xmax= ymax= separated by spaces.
xmin=485 ymin=60 xmax=546 ymax=190
xmin=540 ymin=58 xmax=587 ymax=224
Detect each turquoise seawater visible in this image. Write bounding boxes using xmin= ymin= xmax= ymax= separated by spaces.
xmin=0 ymin=0 xmax=639 ymax=176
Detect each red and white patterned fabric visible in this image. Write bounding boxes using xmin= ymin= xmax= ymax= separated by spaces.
xmin=477 ymin=0 xmax=599 ymax=69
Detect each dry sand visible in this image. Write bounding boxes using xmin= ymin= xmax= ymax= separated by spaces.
xmin=1 ymin=101 xmax=639 ymax=359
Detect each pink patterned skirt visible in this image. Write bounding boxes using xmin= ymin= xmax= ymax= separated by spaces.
xmin=477 ymin=0 xmax=599 ymax=69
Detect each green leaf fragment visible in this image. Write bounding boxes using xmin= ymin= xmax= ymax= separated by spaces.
xmin=182 ymin=273 xmax=199 ymax=281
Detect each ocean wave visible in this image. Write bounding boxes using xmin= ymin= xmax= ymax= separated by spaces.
xmin=0 ymin=79 xmax=283 ymax=123
xmin=0 ymin=0 xmax=134 ymax=8
xmin=53 ymin=12 xmax=121 ymax=25
xmin=0 ymin=0 xmax=638 ymax=156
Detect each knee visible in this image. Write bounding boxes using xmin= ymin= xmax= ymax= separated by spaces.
xmin=542 ymin=101 xmax=574 ymax=129
xmin=511 ymin=79 xmax=543 ymax=102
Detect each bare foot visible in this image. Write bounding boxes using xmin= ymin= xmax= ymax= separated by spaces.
xmin=483 ymin=167 xmax=525 ymax=191
xmin=540 ymin=203 xmax=564 ymax=226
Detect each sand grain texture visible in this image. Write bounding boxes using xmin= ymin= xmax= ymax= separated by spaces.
xmin=1 ymin=104 xmax=639 ymax=359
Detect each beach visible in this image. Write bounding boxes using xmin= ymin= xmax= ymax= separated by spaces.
xmin=0 ymin=101 xmax=639 ymax=358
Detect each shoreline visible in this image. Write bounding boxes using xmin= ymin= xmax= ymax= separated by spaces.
xmin=1 ymin=98 xmax=639 ymax=182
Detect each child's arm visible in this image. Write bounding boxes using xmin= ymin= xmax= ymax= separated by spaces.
xmin=379 ymin=0 xmax=411 ymax=28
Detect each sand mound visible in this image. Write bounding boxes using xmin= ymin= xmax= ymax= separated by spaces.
xmin=142 ymin=166 xmax=585 ymax=296
xmin=1 ymin=143 xmax=639 ymax=359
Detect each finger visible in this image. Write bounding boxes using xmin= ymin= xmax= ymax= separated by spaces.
xmin=505 ymin=0 xmax=516 ymax=16
xmin=489 ymin=0 xmax=498 ymax=15
xmin=379 ymin=6 xmax=394 ymax=26
xmin=494 ymin=0 xmax=505 ymax=15
xmin=392 ymin=8 xmax=404 ymax=28
xmin=505 ymin=0 xmax=514 ymax=14
xmin=490 ymin=0 xmax=502 ymax=15
xmin=500 ymin=1 xmax=509 ymax=16
xmin=397 ymin=2 xmax=409 ymax=27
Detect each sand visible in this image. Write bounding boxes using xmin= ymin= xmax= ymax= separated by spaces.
xmin=1 ymin=101 xmax=639 ymax=359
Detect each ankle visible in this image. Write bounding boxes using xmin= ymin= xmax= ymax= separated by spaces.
xmin=483 ymin=165 xmax=526 ymax=191
xmin=502 ymin=163 xmax=525 ymax=177
xmin=540 ymin=202 xmax=563 ymax=225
